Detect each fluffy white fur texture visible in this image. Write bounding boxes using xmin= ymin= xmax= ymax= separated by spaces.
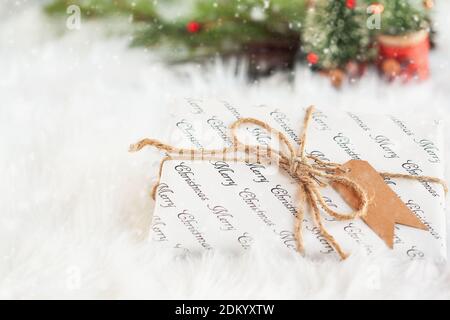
xmin=1 ymin=1 xmax=450 ymax=299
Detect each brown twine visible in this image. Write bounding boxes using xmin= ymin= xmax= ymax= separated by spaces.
xmin=129 ymin=106 xmax=447 ymax=260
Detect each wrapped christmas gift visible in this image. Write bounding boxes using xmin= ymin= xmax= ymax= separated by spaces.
xmin=131 ymin=99 xmax=447 ymax=261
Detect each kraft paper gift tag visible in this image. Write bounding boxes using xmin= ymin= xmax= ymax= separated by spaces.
xmin=333 ymin=160 xmax=427 ymax=249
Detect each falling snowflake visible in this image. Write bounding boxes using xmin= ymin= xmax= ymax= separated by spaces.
xmin=250 ymin=6 xmax=266 ymax=21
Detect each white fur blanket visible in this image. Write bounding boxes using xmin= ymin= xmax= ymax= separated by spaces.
xmin=0 ymin=1 xmax=449 ymax=299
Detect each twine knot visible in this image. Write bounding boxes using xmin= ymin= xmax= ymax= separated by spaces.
xmin=289 ymin=156 xmax=305 ymax=175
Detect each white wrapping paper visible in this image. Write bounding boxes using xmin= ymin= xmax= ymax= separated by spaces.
xmin=149 ymin=98 xmax=446 ymax=261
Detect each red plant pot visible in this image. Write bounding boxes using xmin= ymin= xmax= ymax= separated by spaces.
xmin=378 ymin=30 xmax=430 ymax=81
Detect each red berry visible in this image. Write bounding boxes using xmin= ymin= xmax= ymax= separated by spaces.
xmin=307 ymin=52 xmax=319 ymax=65
xmin=346 ymin=0 xmax=356 ymax=9
xmin=186 ymin=21 xmax=201 ymax=33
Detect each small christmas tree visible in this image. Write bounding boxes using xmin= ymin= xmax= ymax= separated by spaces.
xmin=379 ymin=0 xmax=429 ymax=36
xmin=302 ymin=0 xmax=371 ymax=71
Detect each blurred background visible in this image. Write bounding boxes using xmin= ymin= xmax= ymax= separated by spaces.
xmin=34 ymin=0 xmax=440 ymax=84
xmin=1 ymin=0 xmax=447 ymax=92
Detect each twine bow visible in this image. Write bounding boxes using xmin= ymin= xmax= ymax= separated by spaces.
xmin=130 ymin=106 xmax=447 ymax=260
